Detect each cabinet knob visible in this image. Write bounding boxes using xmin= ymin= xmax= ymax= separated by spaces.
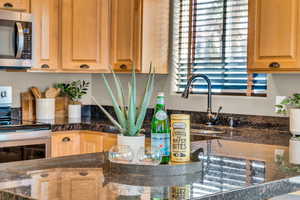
xmin=40 ymin=173 xmax=49 ymax=178
xmin=41 ymin=64 xmax=50 ymax=69
xmin=79 ymin=172 xmax=88 ymax=176
xmin=269 ymin=62 xmax=280 ymax=68
xmin=62 ymin=137 xmax=71 ymax=142
xmin=3 ymin=2 xmax=13 ymax=8
xmin=80 ymin=64 xmax=90 ymax=69
xmin=119 ymin=64 xmax=128 ymax=70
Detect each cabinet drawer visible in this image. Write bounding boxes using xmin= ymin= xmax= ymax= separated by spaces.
xmin=0 ymin=0 xmax=29 ymax=12
xmin=51 ymin=133 xmax=80 ymax=157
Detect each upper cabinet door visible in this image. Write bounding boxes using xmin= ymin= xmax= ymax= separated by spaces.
xmin=0 ymin=0 xmax=29 ymax=12
xmin=110 ymin=0 xmax=142 ymax=72
xmin=248 ymin=0 xmax=300 ymax=72
xmin=61 ymin=0 xmax=109 ymax=71
xmin=141 ymin=0 xmax=169 ymax=74
xmin=31 ymin=0 xmax=59 ymax=71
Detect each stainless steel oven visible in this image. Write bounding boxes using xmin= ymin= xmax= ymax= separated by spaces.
xmin=0 ymin=86 xmax=51 ymax=163
xmin=0 ymin=10 xmax=32 ymax=68
xmin=0 ymin=129 xmax=51 ymax=163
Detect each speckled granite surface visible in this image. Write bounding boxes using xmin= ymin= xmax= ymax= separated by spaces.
xmin=0 ymin=139 xmax=299 ymax=199
xmin=3 ymin=106 xmax=294 ymax=199
xmin=48 ymin=116 xmax=292 ymax=147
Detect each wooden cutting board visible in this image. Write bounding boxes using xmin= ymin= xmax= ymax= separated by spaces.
xmin=21 ymin=91 xmax=69 ymax=121
xmin=21 ymin=92 xmax=36 ymax=121
xmin=55 ymin=96 xmax=69 ymax=118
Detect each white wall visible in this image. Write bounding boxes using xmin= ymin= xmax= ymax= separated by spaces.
xmin=0 ymin=69 xmax=299 ymax=116
xmin=91 ymin=73 xmax=300 ymax=117
xmin=0 ymin=71 xmax=92 ymax=107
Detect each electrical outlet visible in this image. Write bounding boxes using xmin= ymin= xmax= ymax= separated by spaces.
xmin=274 ymin=149 xmax=285 ymax=162
xmin=275 ymin=96 xmax=287 ymax=113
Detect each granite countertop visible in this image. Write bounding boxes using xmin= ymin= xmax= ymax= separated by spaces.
xmin=0 ymin=116 xmax=295 ymax=199
xmin=0 ymin=137 xmax=299 ymax=199
xmin=48 ymin=117 xmax=292 ymax=146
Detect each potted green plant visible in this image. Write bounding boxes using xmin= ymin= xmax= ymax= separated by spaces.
xmin=91 ymin=66 xmax=155 ymax=161
xmin=55 ymin=80 xmax=90 ymax=120
xmin=276 ymin=94 xmax=300 ymax=136
xmin=276 ymin=94 xmax=300 ymax=164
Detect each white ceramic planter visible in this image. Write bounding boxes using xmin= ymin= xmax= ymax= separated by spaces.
xmin=36 ymin=98 xmax=55 ymax=121
xmin=68 ymin=104 xmax=81 ymax=120
xmin=289 ymin=137 xmax=300 ymax=164
xmin=117 ymin=134 xmax=145 ymax=163
xmin=289 ymin=108 xmax=300 ymax=136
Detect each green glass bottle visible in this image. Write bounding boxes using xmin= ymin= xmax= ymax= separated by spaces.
xmin=151 ymin=92 xmax=170 ymax=164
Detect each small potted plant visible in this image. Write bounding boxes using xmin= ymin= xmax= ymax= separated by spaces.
xmin=55 ymin=80 xmax=90 ymax=120
xmin=91 ymin=66 xmax=155 ymax=162
xmin=276 ymin=94 xmax=300 ymax=164
xmin=276 ymin=93 xmax=300 ymax=136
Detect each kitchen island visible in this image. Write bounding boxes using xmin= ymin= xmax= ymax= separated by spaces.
xmin=0 ymin=135 xmax=300 ymax=200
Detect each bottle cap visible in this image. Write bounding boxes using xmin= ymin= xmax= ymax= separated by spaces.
xmin=157 ymin=92 xmax=164 ymax=97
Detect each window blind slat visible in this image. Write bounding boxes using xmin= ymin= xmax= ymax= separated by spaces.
xmin=174 ymin=0 xmax=267 ymax=96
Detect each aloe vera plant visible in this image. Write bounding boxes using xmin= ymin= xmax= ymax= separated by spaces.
xmin=92 ymin=66 xmax=155 ymax=136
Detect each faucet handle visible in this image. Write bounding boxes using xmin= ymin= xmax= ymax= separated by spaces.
xmin=213 ymin=106 xmax=222 ymax=120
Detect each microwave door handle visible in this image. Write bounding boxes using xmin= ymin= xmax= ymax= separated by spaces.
xmin=16 ymin=22 xmax=24 ymax=59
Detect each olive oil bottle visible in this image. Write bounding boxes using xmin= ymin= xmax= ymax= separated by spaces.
xmin=151 ymin=92 xmax=170 ymax=164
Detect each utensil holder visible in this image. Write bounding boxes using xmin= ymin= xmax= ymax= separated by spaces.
xmin=36 ymin=98 xmax=55 ymax=120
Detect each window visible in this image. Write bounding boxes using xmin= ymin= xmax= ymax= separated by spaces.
xmin=173 ymin=0 xmax=267 ymax=96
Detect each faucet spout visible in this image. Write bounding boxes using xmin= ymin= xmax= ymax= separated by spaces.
xmin=181 ymin=74 xmax=219 ymax=125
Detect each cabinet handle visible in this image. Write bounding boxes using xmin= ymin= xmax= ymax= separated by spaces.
xmin=40 ymin=173 xmax=49 ymax=178
xmin=62 ymin=137 xmax=71 ymax=142
xmin=119 ymin=64 xmax=128 ymax=70
xmin=41 ymin=64 xmax=50 ymax=69
xmin=79 ymin=172 xmax=88 ymax=176
xmin=80 ymin=64 xmax=90 ymax=69
xmin=269 ymin=62 xmax=280 ymax=68
xmin=3 ymin=2 xmax=13 ymax=8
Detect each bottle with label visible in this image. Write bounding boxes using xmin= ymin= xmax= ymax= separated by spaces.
xmin=151 ymin=92 xmax=170 ymax=164
xmin=170 ymin=114 xmax=190 ymax=163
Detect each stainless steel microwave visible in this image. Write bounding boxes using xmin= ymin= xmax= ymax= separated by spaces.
xmin=0 ymin=10 xmax=32 ymax=68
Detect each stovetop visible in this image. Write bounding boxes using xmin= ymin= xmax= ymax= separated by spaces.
xmin=0 ymin=119 xmax=51 ymax=132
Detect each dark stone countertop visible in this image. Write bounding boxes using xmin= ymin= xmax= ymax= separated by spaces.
xmin=48 ymin=117 xmax=292 ymax=147
xmin=1 ymin=116 xmax=296 ymax=199
xmin=0 ymin=138 xmax=300 ymax=200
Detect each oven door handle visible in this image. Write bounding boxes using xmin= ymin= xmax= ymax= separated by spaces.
xmin=16 ymin=22 xmax=24 ymax=59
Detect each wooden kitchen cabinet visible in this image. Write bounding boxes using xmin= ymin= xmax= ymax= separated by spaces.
xmin=110 ymin=0 xmax=143 ymax=72
xmin=51 ymin=131 xmax=112 ymax=158
xmin=31 ymin=0 xmax=60 ymax=71
xmin=51 ymin=132 xmax=81 ymax=157
xmin=141 ymin=0 xmax=169 ymax=74
xmin=61 ymin=169 xmax=103 ymax=200
xmin=61 ymin=0 xmax=110 ymax=72
xmin=24 ymin=0 xmax=169 ymax=74
xmin=30 ymin=169 xmax=61 ymax=200
xmin=248 ymin=0 xmax=300 ymax=73
xmin=29 ymin=168 xmax=104 ymax=200
xmin=110 ymin=0 xmax=169 ymax=74
xmin=0 ymin=0 xmax=29 ymax=12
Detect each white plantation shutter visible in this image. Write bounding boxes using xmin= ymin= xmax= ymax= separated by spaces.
xmin=173 ymin=0 xmax=267 ymax=96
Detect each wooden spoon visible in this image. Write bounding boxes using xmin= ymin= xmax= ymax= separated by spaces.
xmin=31 ymin=87 xmax=42 ymax=99
xmin=45 ymin=88 xmax=60 ymax=98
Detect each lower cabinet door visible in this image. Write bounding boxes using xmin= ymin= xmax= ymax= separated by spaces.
xmin=80 ymin=134 xmax=104 ymax=154
xmin=51 ymin=133 xmax=80 ymax=157
xmin=30 ymin=169 xmax=62 ymax=200
xmin=61 ymin=169 xmax=103 ymax=200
